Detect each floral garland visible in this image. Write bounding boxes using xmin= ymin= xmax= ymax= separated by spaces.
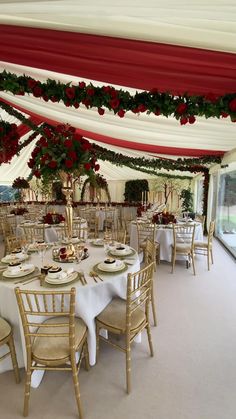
xmin=12 ymin=177 xmax=30 ymax=189
xmin=80 ymin=174 xmax=111 ymax=202
xmin=0 ymin=120 xmax=20 ymax=163
xmin=28 ymin=124 xmax=100 ymax=182
xmin=1 ymin=70 xmax=236 ymax=124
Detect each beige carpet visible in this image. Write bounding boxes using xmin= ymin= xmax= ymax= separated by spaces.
xmin=0 ymin=239 xmax=236 ymax=419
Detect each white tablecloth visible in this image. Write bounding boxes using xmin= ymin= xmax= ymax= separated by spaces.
xmin=130 ymin=222 xmax=203 ymax=262
xmin=0 ymin=242 xmax=140 ymax=384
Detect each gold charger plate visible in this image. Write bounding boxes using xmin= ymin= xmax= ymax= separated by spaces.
xmin=93 ymin=262 xmax=128 ymax=275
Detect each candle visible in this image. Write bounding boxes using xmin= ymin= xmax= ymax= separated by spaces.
xmin=141 ymin=191 xmax=144 ymax=204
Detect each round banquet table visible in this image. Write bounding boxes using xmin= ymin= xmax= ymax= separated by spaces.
xmin=130 ymin=221 xmax=204 ymax=262
xmin=0 ymin=241 xmax=140 ymax=386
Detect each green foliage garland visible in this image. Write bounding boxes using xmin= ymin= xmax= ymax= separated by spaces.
xmin=1 ymin=70 xmax=236 ymax=123
xmin=80 ymin=174 xmax=111 ymax=202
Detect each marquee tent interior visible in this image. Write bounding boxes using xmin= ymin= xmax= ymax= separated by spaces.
xmin=0 ymin=1 xmax=236 ymax=208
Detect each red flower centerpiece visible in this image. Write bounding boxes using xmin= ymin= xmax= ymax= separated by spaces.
xmin=0 ymin=121 xmax=20 ymax=164
xmin=28 ymin=124 xmax=99 ymax=181
xmin=10 ymin=208 xmax=28 ymax=216
xmin=43 ymin=213 xmax=65 ymax=225
xmin=152 ymin=212 xmax=176 ymax=225
xmin=12 ymin=177 xmax=30 ymax=189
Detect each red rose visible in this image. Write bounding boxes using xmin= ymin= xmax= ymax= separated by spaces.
xmin=28 ymin=158 xmax=35 ymax=168
xmin=188 ymin=115 xmax=196 ymax=124
xmin=64 ymin=139 xmax=73 ymax=148
xmin=81 ymin=140 xmax=92 ymax=151
xmin=68 ymin=150 xmax=77 ymax=160
xmin=48 ymin=160 xmax=57 ymax=169
xmin=50 ymin=96 xmax=59 ymax=102
xmin=110 ymin=89 xmax=118 ymax=98
xmin=43 ymin=127 xmax=53 ymax=138
xmin=132 ymin=108 xmax=139 ymax=114
xmin=117 ymin=109 xmax=125 ymax=118
xmin=27 ymin=79 xmax=38 ymax=89
xmin=79 ymin=81 xmax=86 ymax=89
xmin=34 ymin=170 xmax=41 ymax=178
xmin=43 ymin=95 xmax=49 ymax=102
xmin=109 ymin=98 xmax=120 ymax=109
xmin=65 ymin=87 xmax=75 ymax=100
xmin=176 ymin=103 xmax=188 ymax=115
xmin=82 ymin=99 xmax=91 ymax=108
xmin=229 ymin=98 xmax=236 ymax=112
xmin=74 ymin=102 xmax=80 ymax=108
xmin=55 ymin=125 xmax=64 ymax=133
xmin=221 ymin=112 xmax=229 ymax=118
xmin=94 ymin=164 xmax=100 ymax=171
xmin=98 ymin=107 xmax=105 ymax=115
xmin=33 ymin=86 xmax=43 ymax=97
xmin=138 ymin=104 xmax=147 ymax=113
xmin=87 ymin=88 xmax=95 ymax=96
xmin=180 ymin=116 xmax=188 ymax=125
xmin=155 ymin=108 xmax=161 ymax=116
xmin=84 ymin=162 xmax=91 ymax=170
xmin=102 ymin=86 xmax=112 ymax=93
xmin=65 ymin=159 xmax=73 ymax=169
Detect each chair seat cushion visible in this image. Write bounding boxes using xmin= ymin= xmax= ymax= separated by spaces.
xmin=0 ymin=318 xmax=11 ymax=341
xmin=96 ymin=297 xmax=146 ymax=333
xmin=32 ymin=316 xmax=87 ymax=361
xmin=194 ymin=241 xmax=211 ymax=249
xmin=172 ymin=243 xmax=191 ymax=253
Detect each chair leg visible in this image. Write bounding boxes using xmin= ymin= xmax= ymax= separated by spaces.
xmin=7 ymin=333 xmax=20 ymax=384
xmin=146 ymin=321 xmax=154 ymax=358
xmin=207 ymin=249 xmax=210 ymax=271
xmin=83 ymin=339 xmax=90 ymax=371
xmin=95 ymin=323 xmax=100 ymax=362
xmin=210 ymin=249 xmax=214 ymax=265
xmin=171 ymin=249 xmax=176 ymax=273
xmin=23 ymin=363 xmax=32 ymax=417
xmin=191 ymin=251 xmax=196 ymax=276
xmin=151 ymin=285 xmax=157 ymax=327
xmin=71 ymin=355 xmax=83 ymax=419
xmin=125 ymin=337 xmax=131 ymax=394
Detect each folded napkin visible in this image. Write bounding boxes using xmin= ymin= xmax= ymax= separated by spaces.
xmin=58 ymin=268 xmax=74 ymax=279
xmin=4 ymin=252 xmax=24 ymax=261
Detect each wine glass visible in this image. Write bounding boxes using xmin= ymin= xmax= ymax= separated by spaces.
xmin=38 ymin=243 xmax=47 ymax=268
xmin=75 ymin=244 xmax=84 ymax=264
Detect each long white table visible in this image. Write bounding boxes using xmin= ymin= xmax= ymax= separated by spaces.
xmin=130 ymin=221 xmax=203 ymax=262
xmin=0 ymin=241 xmax=140 ymax=385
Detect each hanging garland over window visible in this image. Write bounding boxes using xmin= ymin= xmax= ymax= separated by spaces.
xmin=80 ymin=174 xmax=111 ymax=202
xmin=1 ymin=71 xmax=236 ymax=124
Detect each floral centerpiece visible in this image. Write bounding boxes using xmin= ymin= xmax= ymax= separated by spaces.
xmin=12 ymin=177 xmax=30 ymax=189
xmin=137 ymin=204 xmax=151 ymax=217
xmin=42 ymin=212 xmax=65 ymax=225
xmin=28 ymin=124 xmax=99 ymax=181
xmin=0 ymin=121 xmax=20 ymax=164
xmin=152 ymin=212 xmax=176 ymax=225
xmin=10 ymin=208 xmax=28 ymax=216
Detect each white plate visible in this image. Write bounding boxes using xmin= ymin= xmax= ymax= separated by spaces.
xmin=91 ymin=240 xmax=104 ymax=246
xmin=97 ymin=261 xmax=125 ymax=272
xmin=3 ymin=266 xmax=35 ymax=278
xmin=110 ymin=248 xmax=133 ymax=256
xmin=1 ymin=254 xmax=29 ymax=264
xmin=45 ymin=271 xmax=78 ymax=285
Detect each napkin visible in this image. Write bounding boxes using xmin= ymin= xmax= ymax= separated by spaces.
xmin=58 ymin=268 xmax=74 ymax=279
xmin=5 ymin=253 xmax=24 ymax=261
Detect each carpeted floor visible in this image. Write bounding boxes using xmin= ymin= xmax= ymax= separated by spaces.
xmin=0 ymin=239 xmax=235 ymax=419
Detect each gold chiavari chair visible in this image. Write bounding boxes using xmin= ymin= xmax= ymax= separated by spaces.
xmin=0 ymin=317 xmax=20 ymax=384
xmin=194 ymin=220 xmax=215 ymax=270
xmin=5 ymin=235 xmax=22 ymax=253
xmin=144 ymin=238 xmax=157 ymax=327
xmin=15 ymin=287 xmax=89 ymax=418
xmin=195 ymin=214 xmax=206 ymax=233
xmin=136 ymin=221 xmax=160 ymax=266
xmin=96 ymin=262 xmax=154 ymax=394
xmin=171 ymin=224 xmax=196 ymax=275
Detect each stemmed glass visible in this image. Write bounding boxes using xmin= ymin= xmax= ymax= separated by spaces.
xmin=75 ymin=244 xmax=84 ymax=264
xmin=37 ymin=243 xmax=47 ymax=268
xmin=103 ymin=230 xmax=112 ymax=255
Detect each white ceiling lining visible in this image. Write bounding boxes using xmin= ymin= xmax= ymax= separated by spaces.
xmin=0 ymin=1 xmax=236 ymax=53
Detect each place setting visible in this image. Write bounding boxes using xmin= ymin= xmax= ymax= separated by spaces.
xmin=42 ymin=266 xmax=84 ymax=287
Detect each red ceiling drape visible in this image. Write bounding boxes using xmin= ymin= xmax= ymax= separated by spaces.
xmin=1 ymin=25 xmax=236 ymax=95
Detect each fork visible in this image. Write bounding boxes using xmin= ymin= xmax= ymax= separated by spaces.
xmin=89 ymin=271 xmax=98 ymax=283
